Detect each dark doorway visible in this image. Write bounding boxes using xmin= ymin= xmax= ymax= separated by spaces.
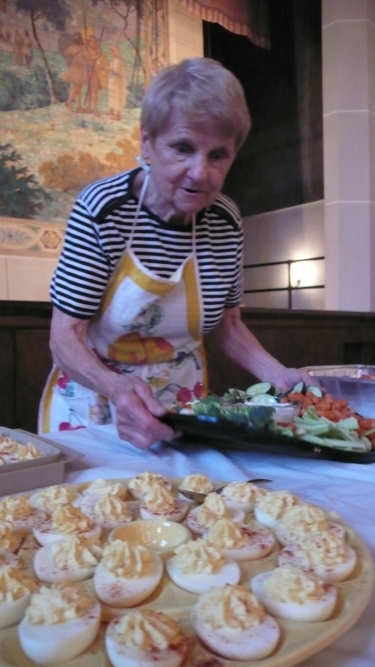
xmin=204 ymin=0 xmax=323 ymax=216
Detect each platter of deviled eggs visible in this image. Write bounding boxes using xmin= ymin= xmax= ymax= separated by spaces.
xmin=0 ymin=472 xmax=373 ymax=667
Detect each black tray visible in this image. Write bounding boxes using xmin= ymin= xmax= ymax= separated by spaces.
xmin=161 ymin=413 xmax=375 ymax=464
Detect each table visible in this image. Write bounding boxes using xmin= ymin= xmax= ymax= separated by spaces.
xmin=32 ymin=425 xmax=375 ymax=666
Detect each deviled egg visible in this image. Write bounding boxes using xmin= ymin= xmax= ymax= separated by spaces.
xmin=165 ymin=538 xmax=240 ymax=594
xmin=251 ymin=565 xmax=337 ymax=621
xmin=105 ymin=609 xmax=188 ymax=667
xmin=0 ymin=519 xmax=22 ymax=554
xmin=178 ymin=474 xmax=214 ymax=498
xmin=33 ymin=504 xmax=101 ymax=546
xmin=139 ymin=485 xmax=189 ymax=523
xmin=78 ymin=493 xmax=133 ymax=531
xmin=93 ymin=539 xmax=163 ymax=609
xmin=82 ymin=478 xmax=129 ymax=500
xmin=219 ymin=481 xmax=266 ymax=513
xmin=18 ymin=582 xmax=101 ymax=665
xmin=204 ymin=518 xmax=275 ymax=561
xmin=275 ymin=502 xmax=346 ymax=546
xmin=254 ymin=490 xmax=301 ymax=528
xmin=192 ymin=584 xmax=280 ymax=661
xmin=0 ymin=495 xmax=46 ymax=536
xmin=127 ymin=471 xmax=172 ymax=500
xmin=0 ymin=564 xmax=38 ymax=629
xmin=186 ymin=492 xmax=244 ymax=535
xmin=278 ymin=531 xmax=357 ymax=582
xmin=29 ymin=484 xmax=79 ymax=511
xmin=33 ymin=534 xmax=102 ymax=583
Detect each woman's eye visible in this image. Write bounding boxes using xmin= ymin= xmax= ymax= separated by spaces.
xmin=174 ymin=143 xmax=193 ymax=154
xmin=210 ymin=149 xmax=229 ymax=161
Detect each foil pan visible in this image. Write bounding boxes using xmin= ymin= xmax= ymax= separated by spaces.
xmin=304 ymin=365 xmax=375 ymax=418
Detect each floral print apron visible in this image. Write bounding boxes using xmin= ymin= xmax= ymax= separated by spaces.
xmin=38 ymin=167 xmax=207 ymax=433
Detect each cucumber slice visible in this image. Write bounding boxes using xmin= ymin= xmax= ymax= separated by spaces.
xmin=306 ymin=385 xmax=324 ymax=397
xmin=274 ymin=387 xmax=283 ymax=397
xmin=245 ymin=382 xmax=275 ymax=397
xmin=248 ymin=393 xmax=278 ymax=405
xmin=290 ymin=381 xmax=307 ymax=395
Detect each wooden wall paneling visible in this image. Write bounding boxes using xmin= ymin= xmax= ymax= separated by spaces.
xmin=15 ymin=329 xmax=52 ymax=434
xmin=0 ymin=330 xmax=15 ymax=428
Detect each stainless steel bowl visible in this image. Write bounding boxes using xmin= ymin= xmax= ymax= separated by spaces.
xmin=304 ymin=365 xmax=375 ymax=417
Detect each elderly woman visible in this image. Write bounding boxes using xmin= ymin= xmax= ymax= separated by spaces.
xmin=39 ymin=57 xmax=311 ymax=448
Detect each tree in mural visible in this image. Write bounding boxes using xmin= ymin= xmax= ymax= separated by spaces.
xmin=11 ymin=0 xmax=72 ymax=104
xmin=0 ymin=143 xmax=50 ymax=217
xmin=91 ymin=0 xmax=145 ymax=105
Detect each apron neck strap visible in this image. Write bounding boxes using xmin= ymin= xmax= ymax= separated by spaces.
xmin=131 ymin=156 xmax=196 ymax=254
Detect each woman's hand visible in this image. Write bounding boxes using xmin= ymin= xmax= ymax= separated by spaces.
xmin=263 ymin=367 xmax=315 ymax=392
xmin=50 ymin=308 xmax=177 ymax=449
xmin=108 ymin=374 xmax=176 ymax=449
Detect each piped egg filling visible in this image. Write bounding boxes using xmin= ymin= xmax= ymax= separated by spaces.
xmin=193 ymin=584 xmax=280 ymax=661
xmin=93 ymin=539 xmax=163 ymax=609
xmin=166 ymin=538 xmax=240 ymax=594
xmin=0 ymin=564 xmax=38 ymax=629
xmin=251 ymin=565 xmax=338 ymax=621
xmin=105 ymin=608 xmax=188 ymax=667
xmin=278 ymin=531 xmax=357 ymax=582
xmin=18 ymin=582 xmax=101 ymax=665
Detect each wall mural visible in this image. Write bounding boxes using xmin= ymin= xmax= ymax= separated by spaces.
xmin=0 ymin=0 xmax=169 ymax=257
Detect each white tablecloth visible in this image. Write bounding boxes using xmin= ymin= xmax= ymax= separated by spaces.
xmin=40 ymin=426 xmax=375 ymax=666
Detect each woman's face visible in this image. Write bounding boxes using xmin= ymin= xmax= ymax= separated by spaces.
xmin=141 ymin=108 xmax=237 ymax=225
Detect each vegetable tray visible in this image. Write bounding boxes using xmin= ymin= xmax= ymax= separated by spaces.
xmin=162 ymin=413 xmax=375 ymax=464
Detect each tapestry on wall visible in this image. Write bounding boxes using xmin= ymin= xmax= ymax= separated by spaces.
xmin=0 ymin=0 xmax=169 ymax=256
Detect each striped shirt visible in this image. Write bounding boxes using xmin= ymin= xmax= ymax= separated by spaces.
xmin=50 ymin=168 xmax=244 ymax=334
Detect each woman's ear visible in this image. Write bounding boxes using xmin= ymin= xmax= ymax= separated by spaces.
xmin=140 ymin=126 xmax=150 ymax=161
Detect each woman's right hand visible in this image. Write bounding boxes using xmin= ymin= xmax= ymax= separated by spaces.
xmin=109 ymin=374 xmax=176 ymax=449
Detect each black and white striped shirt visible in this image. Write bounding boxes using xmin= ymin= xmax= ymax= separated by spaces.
xmin=50 ymin=168 xmax=244 ymax=334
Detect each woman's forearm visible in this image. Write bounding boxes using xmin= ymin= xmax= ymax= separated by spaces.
xmin=50 ymin=307 xmax=121 ymax=402
xmin=215 ymin=308 xmax=284 ymax=380
xmin=214 ymin=307 xmax=313 ymax=390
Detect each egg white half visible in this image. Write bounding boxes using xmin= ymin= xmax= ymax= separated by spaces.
xmin=32 ymin=520 xmax=101 ymax=546
xmin=278 ymin=543 xmax=357 ymax=583
xmin=192 ymin=605 xmax=280 ymax=661
xmin=203 ymin=524 xmax=276 ymax=561
xmin=166 ymin=555 xmax=240 ymax=594
xmin=275 ymin=520 xmax=346 ymax=547
xmin=0 ymin=550 xmax=20 ymax=566
xmin=0 ymin=593 xmax=32 ymax=630
xmin=33 ymin=543 xmax=98 ymax=583
xmin=185 ymin=505 xmax=245 ymax=536
xmin=251 ymin=571 xmax=337 ymax=621
xmin=18 ymin=601 xmax=101 ymax=666
xmin=11 ymin=509 xmax=47 ymax=536
xmin=105 ymin=617 xmax=188 ymax=667
xmin=78 ymin=494 xmax=133 ymax=530
xmin=139 ymin=499 xmax=189 ymax=523
xmin=93 ymin=551 xmax=163 ymax=608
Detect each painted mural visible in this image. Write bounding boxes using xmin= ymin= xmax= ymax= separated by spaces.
xmin=0 ymin=0 xmax=169 ymax=256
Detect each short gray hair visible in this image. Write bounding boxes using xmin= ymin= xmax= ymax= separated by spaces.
xmin=141 ymin=58 xmax=251 ymax=151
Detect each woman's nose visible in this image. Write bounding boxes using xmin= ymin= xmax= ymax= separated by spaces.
xmin=189 ymin=154 xmax=209 ymax=181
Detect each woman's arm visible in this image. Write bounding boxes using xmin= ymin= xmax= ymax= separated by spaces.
xmin=49 ymin=307 xmax=175 ymax=448
xmin=214 ymin=307 xmax=313 ymax=390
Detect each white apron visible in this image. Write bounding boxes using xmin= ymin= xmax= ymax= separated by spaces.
xmin=38 ymin=167 xmax=207 ymax=433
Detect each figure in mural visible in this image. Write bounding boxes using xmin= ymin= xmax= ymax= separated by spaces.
xmin=13 ymin=28 xmax=23 ymax=66
xmin=107 ymin=44 xmax=126 ymax=121
xmin=83 ymin=34 xmax=108 ymax=116
xmin=23 ymin=30 xmax=33 ymax=70
xmin=61 ymin=32 xmax=87 ymax=112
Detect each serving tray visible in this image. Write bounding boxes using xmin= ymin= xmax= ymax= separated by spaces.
xmin=161 ymin=413 xmax=375 ymax=464
xmin=0 ymin=477 xmax=373 ymax=667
